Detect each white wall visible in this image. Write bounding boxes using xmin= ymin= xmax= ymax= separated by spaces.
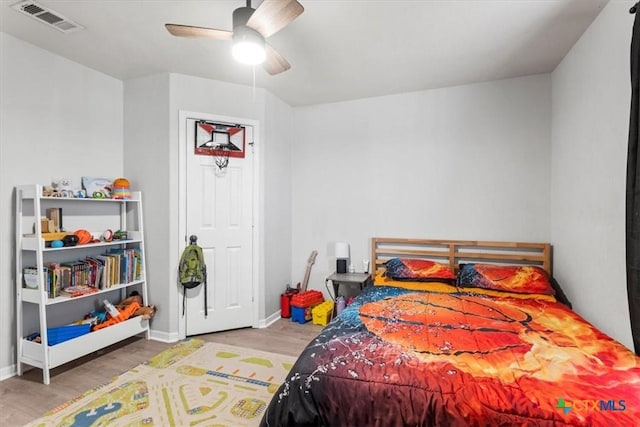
xmin=123 ymin=73 xmax=171 ymax=333
xmin=551 ymin=0 xmax=635 ymax=349
xmin=0 ymin=32 xmax=123 ymax=379
xmin=291 ymin=75 xmax=552 ymax=296
xmin=124 ymin=73 xmax=293 ymax=338
xmin=263 ymin=92 xmax=294 ymax=318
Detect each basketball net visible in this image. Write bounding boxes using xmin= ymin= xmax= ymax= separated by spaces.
xmin=214 ymin=146 xmax=230 ymax=170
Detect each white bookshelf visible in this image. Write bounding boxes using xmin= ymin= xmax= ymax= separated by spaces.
xmin=15 ymin=184 xmax=150 ymax=384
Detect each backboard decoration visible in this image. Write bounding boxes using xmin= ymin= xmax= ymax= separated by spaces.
xmin=194 ymin=120 xmax=246 ymax=158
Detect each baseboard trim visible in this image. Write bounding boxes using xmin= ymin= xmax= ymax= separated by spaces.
xmin=148 ymin=312 xmax=282 ymax=342
xmin=148 ymin=328 xmax=180 ymax=343
xmin=257 ymin=310 xmax=281 ymax=328
xmin=0 ymin=364 xmax=16 ymax=381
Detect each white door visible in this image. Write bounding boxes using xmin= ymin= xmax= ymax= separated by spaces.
xmin=184 ymin=117 xmax=254 ymax=335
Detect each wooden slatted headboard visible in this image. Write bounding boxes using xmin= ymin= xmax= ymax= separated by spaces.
xmin=371 ymin=237 xmax=552 ymax=276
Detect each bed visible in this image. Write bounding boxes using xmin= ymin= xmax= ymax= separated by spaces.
xmin=261 ymin=238 xmax=640 ymax=426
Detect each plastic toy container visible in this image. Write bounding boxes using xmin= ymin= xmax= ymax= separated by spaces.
xmin=47 ymin=324 xmax=91 ymax=346
xmin=312 ymin=300 xmax=334 ymax=326
xmin=290 ymin=290 xmax=324 ymax=324
xmin=290 ymin=290 xmax=324 ymax=308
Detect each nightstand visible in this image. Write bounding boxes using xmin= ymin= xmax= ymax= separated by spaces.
xmin=326 ymin=272 xmax=372 ymax=299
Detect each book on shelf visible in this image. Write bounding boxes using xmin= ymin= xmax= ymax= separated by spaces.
xmin=61 ymin=285 xmax=99 ymax=298
xmin=84 ymin=257 xmax=103 ymax=290
xmin=96 ymin=255 xmax=112 ymax=288
xmin=45 ymin=263 xmax=62 ymax=298
xmin=106 ymin=248 xmax=142 ymax=284
xmin=60 ymin=261 xmax=87 ymax=288
xmin=59 ymin=265 xmax=72 ymax=289
xmin=134 ymin=248 xmax=142 ymax=280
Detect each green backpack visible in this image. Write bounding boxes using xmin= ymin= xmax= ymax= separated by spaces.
xmin=178 ymin=241 xmax=207 ymax=316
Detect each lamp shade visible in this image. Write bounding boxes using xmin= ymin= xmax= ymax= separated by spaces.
xmin=335 ymin=242 xmax=350 ymax=259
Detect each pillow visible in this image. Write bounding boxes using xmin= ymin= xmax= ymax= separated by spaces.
xmin=456 ymin=263 xmax=555 ymax=296
xmin=375 ymin=269 xmax=458 ymax=292
xmin=374 ymin=269 xmax=557 ymax=302
xmin=384 ymin=258 xmax=456 ymax=282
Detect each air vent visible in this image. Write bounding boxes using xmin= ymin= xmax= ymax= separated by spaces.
xmin=11 ymin=1 xmax=84 ymax=33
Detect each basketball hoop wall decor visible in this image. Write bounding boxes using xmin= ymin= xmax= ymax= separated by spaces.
xmin=194 ymin=120 xmax=246 ymax=160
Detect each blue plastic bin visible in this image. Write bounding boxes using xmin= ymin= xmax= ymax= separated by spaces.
xmin=47 ymin=324 xmax=91 ymax=345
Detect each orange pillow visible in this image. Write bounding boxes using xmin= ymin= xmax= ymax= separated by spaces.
xmin=456 ymin=264 xmax=555 ymax=296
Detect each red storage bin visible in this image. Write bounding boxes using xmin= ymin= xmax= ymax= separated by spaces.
xmin=291 ymin=290 xmax=323 ymax=308
xmin=280 ymin=288 xmax=300 ymax=318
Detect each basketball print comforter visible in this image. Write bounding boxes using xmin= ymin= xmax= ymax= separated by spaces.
xmin=261 ymin=286 xmax=640 ymax=426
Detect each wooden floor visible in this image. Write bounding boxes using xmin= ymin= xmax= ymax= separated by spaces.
xmin=0 ymin=319 xmax=323 ymax=426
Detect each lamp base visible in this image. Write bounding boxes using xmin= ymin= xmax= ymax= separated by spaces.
xmin=337 ymin=259 xmax=347 ymax=274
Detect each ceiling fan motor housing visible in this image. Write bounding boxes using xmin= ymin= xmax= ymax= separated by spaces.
xmin=233 ymin=6 xmax=254 ymax=29
xmin=232 ymin=6 xmax=264 ymax=47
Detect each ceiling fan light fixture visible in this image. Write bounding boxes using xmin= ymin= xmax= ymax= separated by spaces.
xmin=166 ymin=0 xmax=303 ymax=74
xmin=232 ymin=26 xmax=266 ymax=65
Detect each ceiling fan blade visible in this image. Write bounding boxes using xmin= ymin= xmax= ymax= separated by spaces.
xmin=263 ymin=44 xmax=291 ymax=75
xmin=246 ymin=0 xmax=304 ymax=38
xmin=165 ymin=24 xmax=233 ymax=41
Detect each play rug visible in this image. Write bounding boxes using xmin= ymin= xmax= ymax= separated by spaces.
xmin=27 ymin=339 xmax=297 ymax=427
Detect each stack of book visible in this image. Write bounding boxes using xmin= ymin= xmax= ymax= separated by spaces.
xmin=23 ymin=248 xmax=143 ymax=298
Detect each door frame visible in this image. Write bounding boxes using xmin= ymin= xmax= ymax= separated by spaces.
xmin=177 ymin=110 xmax=261 ymax=339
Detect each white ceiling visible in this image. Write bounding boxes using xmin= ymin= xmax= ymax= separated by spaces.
xmin=0 ymin=0 xmax=610 ymax=106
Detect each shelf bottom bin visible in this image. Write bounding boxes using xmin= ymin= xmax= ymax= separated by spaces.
xmin=21 ymin=316 xmax=149 ymax=370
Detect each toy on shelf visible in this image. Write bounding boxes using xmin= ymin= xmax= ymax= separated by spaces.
xmin=113 ymin=230 xmax=128 ymax=240
xmin=92 ymin=292 xmax=156 ymax=331
xmin=52 ymin=178 xmax=74 ymax=198
xmin=120 ymin=291 xmax=156 ymax=320
xmin=117 ymin=291 xmax=142 ymax=308
xmin=92 ymin=301 xmax=141 ymax=331
xmin=73 ymin=229 xmax=92 ymax=245
xmin=41 ymin=177 xmax=135 ymax=199
xmin=112 ymin=177 xmax=131 ymax=199
xmin=42 ymin=186 xmax=61 ymax=197
xmin=81 ymin=176 xmax=113 ymax=199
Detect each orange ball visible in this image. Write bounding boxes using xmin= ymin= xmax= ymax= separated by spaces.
xmin=74 ymin=229 xmax=92 ymax=245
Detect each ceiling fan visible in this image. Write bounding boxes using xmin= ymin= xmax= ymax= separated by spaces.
xmin=165 ymin=0 xmax=304 ymax=75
